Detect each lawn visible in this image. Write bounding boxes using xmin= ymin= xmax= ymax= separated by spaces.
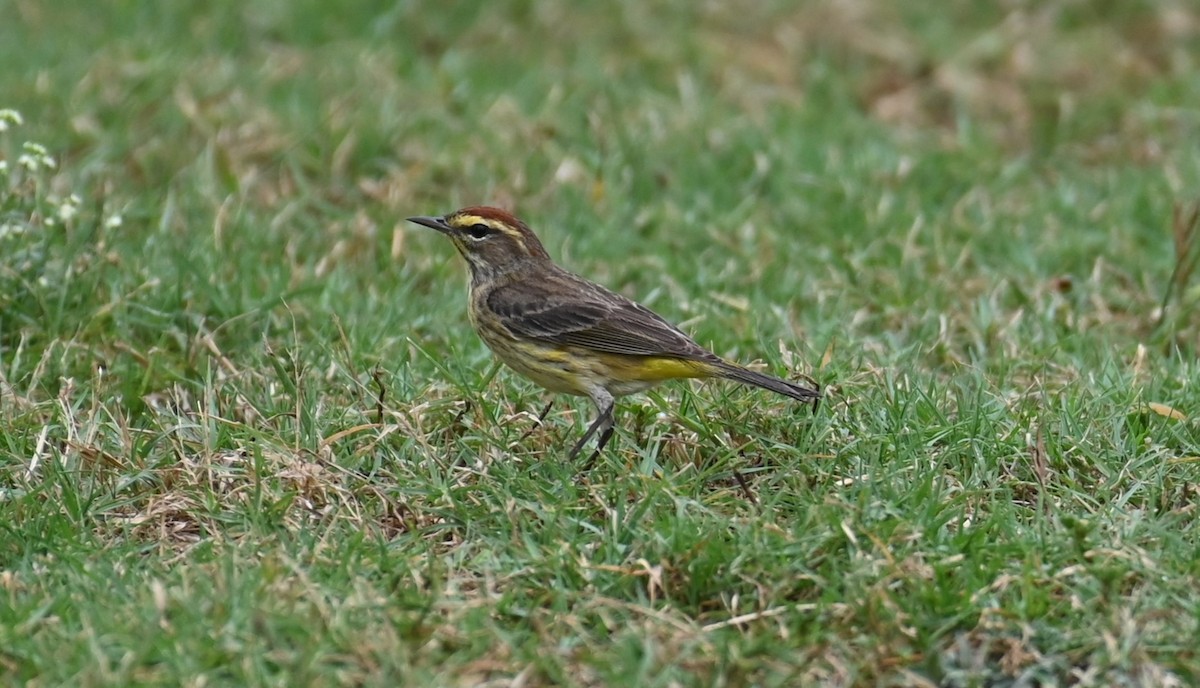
xmin=2 ymin=1 xmax=1199 ymax=686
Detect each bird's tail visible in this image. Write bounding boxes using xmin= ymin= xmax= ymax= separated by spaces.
xmin=714 ymin=361 xmax=821 ymax=406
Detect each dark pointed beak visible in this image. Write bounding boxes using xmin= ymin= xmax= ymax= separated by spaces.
xmin=406 ymin=215 xmax=453 ymax=234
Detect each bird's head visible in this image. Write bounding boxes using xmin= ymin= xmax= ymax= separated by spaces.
xmin=407 ymin=206 xmax=552 ymax=279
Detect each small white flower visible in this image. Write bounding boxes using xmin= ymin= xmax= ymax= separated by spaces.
xmin=0 ymin=109 xmax=23 ymax=132
xmin=104 ymin=214 xmax=123 ymax=229
xmin=0 ymin=223 xmax=25 ymax=239
xmin=18 ymin=141 xmax=55 ymax=171
xmin=58 ymin=194 xmax=81 ymax=222
xmin=0 ymin=160 xmax=7 ymax=174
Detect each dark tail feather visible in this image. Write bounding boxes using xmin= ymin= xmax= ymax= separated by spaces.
xmin=715 ymin=362 xmax=821 ymax=406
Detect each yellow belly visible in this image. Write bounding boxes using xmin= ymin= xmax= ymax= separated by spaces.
xmin=479 ymin=329 xmax=713 ymax=397
xmin=467 ymin=288 xmax=715 ymax=397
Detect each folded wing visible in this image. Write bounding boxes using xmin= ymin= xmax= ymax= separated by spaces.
xmin=488 ymin=273 xmax=718 ymax=361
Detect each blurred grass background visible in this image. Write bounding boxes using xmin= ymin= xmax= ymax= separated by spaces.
xmin=2 ymin=1 xmax=1199 ymax=685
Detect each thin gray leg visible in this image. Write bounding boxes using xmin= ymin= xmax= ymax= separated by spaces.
xmin=569 ymin=388 xmax=615 ymax=463
xmin=517 ymin=399 xmax=555 ymax=442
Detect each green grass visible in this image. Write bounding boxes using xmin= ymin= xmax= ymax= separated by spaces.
xmin=2 ymin=1 xmax=1200 ymax=685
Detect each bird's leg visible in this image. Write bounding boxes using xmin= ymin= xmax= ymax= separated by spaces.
xmin=533 ymin=399 xmax=555 ymax=423
xmin=583 ymin=421 xmax=614 ymax=471
xmin=517 ymin=399 xmax=555 ymax=442
xmin=569 ymin=390 xmax=615 ymax=464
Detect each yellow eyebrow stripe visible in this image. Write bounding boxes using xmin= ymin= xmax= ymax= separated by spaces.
xmin=455 ymin=215 xmax=524 ymax=239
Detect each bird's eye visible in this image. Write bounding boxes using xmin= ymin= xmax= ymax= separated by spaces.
xmin=467 ymin=223 xmax=490 ymax=239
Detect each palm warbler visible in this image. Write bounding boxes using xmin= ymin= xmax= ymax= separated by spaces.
xmin=408 ymin=206 xmax=820 ymax=461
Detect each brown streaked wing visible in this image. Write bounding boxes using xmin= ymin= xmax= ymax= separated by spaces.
xmin=487 ymin=273 xmax=718 ymax=360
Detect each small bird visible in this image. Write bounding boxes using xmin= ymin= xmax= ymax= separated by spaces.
xmin=407 ymin=206 xmax=820 ymax=462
